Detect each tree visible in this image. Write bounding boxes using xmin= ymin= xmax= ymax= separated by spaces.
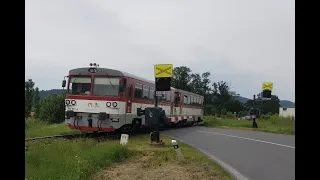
xmin=33 ymin=87 xmax=41 ymax=117
xmin=211 ymin=81 xmax=232 ymax=111
xmin=171 ymin=66 xmax=245 ymax=116
xmin=189 ymin=73 xmax=202 ymax=94
xmin=25 ymin=79 xmax=35 ymax=117
xmin=39 ymin=94 xmax=66 ymax=124
xmin=171 ymin=66 xmax=192 ymax=91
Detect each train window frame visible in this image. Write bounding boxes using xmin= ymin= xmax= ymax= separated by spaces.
xmin=142 ymin=85 xmax=149 ymax=100
xmin=184 ymin=95 xmax=188 ymax=105
xmin=134 ymin=83 xmax=143 ymax=99
xmin=160 ymin=93 xmax=167 ymax=102
xmin=166 ymin=92 xmax=171 ymax=102
xmin=149 ymin=86 xmax=155 ymax=99
xmin=68 ymin=76 xmax=92 ymax=96
xmin=92 ymin=76 xmax=120 ymax=97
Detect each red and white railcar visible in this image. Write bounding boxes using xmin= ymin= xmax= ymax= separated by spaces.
xmin=63 ymin=66 xmax=204 ymax=132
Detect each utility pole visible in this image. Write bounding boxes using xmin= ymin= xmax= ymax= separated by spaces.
xmin=152 ymin=89 xmax=160 ymax=142
xmin=154 ymin=90 xmax=158 ymax=108
xmin=252 ymin=94 xmax=258 ymax=128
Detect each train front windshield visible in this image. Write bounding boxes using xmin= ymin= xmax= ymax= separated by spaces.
xmin=68 ymin=76 xmax=120 ymax=96
xmin=92 ymin=77 xmax=120 ymax=96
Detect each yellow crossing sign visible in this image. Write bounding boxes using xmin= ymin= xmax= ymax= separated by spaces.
xmin=154 ymin=64 xmax=173 ymax=78
xmin=262 ymin=82 xmax=273 ymax=91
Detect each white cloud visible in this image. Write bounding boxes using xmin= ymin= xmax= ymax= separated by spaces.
xmin=25 ymin=0 xmax=295 ymax=101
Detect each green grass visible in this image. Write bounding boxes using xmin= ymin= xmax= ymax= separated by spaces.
xmin=25 ymin=121 xmax=232 ymax=180
xmin=25 ymin=119 xmax=80 ymax=138
xmin=25 ymin=139 xmax=132 ymax=180
xmin=200 ymin=115 xmax=295 ymax=135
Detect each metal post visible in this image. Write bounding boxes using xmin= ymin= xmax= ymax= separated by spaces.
xmin=154 ymin=90 xmax=158 ymax=108
xmin=252 ymin=95 xmax=258 ymax=128
xmin=151 ymin=88 xmax=160 ymax=143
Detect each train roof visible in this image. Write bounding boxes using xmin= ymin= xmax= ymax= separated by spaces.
xmin=69 ymin=67 xmax=203 ymax=97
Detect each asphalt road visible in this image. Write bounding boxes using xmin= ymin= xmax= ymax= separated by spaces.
xmin=163 ymin=126 xmax=295 ymax=180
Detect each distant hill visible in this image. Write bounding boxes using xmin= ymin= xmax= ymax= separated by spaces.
xmin=278 ymin=100 xmax=294 ymax=107
xmin=39 ymin=89 xmax=66 ymax=99
xmin=39 ymin=89 xmax=294 ymax=107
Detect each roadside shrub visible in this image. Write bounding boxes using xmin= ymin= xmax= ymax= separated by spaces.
xmin=39 ymin=94 xmax=65 ymax=124
xmin=224 ymin=111 xmax=236 ymax=119
xmin=260 ymin=113 xmax=272 ymax=120
xmin=237 ymin=111 xmax=247 ymax=118
xmin=220 ymin=108 xmax=227 ymax=116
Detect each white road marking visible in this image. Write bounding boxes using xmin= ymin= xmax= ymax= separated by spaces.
xmin=197 ymin=130 xmax=295 ymax=149
xmin=163 ymin=134 xmax=250 ymax=180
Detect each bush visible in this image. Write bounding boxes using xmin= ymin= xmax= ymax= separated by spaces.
xmin=223 ymin=111 xmax=236 ymax=119
xmin=39 ymin=94 xmax=65 ymax=124
xmin=220 ymin=108 xmax=227 ymax=116
xmin=239 ymin=111 xmax=248 ymax=117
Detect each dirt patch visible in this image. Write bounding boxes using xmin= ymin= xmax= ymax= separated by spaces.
xmin=93 ymin=151 xmax=223 ymax=180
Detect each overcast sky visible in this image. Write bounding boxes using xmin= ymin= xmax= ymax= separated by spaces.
xmin=25 ymin=0 xmax=295 ymax=102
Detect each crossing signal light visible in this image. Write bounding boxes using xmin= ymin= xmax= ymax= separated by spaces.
xmin=155 ymin=77 xmax=171 ymax=91
xmin=262 ymin=90 xmax=272 ymax=98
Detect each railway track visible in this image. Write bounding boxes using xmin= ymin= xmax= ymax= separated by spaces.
xmin=25 ymin=124 xmax=195 ymax=142
xmin=25 ymin=132 xmax=122 ymax=142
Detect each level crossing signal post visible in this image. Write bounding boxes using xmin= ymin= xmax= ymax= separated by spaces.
xmin=251 ymin=82 xmax=274 ymax=128
xmin=150 ymin=64 xmax=173 ymax=143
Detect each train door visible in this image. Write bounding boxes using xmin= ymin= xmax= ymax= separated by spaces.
xmin=174 ymin=92 xmax=181 ymax=116
xmin=125 ymin=79 xmax=134 ymax=124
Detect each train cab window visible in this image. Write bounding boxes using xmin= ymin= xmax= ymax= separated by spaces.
xmin=93 ymin=77 xmax=120 ymax=96
xmin=149 ymin=87 xmax=155 ymax=99
xmin=69 ymin=76 xmax=92 ymax=95
xmin=184 ymin=95 xmax=188 ymax=105
xmin=142 ymin=85 xmax=149 ymax=100
xmin=134 ymin=83 xmax=143 ymax=99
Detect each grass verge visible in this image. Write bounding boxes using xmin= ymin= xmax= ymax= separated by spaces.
xmin=25 ymin=139 xmax=132 ymax=180
xmin=200 ymin=115 xmax=295 ymax=135
xmin=26 ymin=135 xmax=232 ymax=180
xmin=94 ymin=135 xmax=232 ymax=180
xmin=25 ymin=119 xmax=80 ymax=138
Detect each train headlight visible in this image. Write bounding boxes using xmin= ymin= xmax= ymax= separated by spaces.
xmin=65 ymin=100 xmax=70 ymax=105
xmin=71 ymin=100 xmax=76 ymax=105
